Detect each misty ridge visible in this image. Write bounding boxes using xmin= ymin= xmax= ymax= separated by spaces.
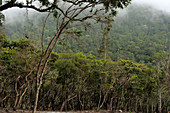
xmin=114 ymin=4 xmax=170 ymax=30
xmin=3 ymin=3 xmax=170 ymax=38
xmin=2 ymin=3 xmax=170 ymax=63
xmin=1 ymin=0 xmax=103 ymax=26
xmin=3 ymin=2 xmax=170 ymax=27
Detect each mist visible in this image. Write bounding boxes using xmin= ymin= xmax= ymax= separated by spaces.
xmin=1 ymin=0 xmax=170 ymax=25
xmin=133 ymin=0 xmax=170 ymax=13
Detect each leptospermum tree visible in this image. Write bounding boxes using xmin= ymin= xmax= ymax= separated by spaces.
xmin=0 ymin=0 xmax=132 ymax=112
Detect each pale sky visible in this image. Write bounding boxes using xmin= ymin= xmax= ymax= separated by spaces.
xmin=16 ymin=0 xmax=170 ymax=12
xmin=2 ymin=0 xmax=170 ymax=24
xmin=2 ymin=0 xmax=170 ymax=12
xmin=133 ymin=0 xmax=170 ymax=12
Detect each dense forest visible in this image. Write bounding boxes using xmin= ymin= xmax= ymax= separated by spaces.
xmin=4 ymin=5 xmax=170 ymax=63
xmin=0 ymin=3 xmax=170 ymax=113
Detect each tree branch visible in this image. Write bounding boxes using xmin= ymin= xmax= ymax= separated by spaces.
xmin=0 ymin=0 xmax=16 ymax=11
xmin=0 ymin=1 xmax=54 ymax=12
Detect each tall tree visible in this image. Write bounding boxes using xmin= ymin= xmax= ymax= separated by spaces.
xmin=98 ymin=21 xmax=112 ymax=59
xmin=153 ymin=52 xmax=170 ymax=113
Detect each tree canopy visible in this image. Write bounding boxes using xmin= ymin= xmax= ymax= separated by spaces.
xmin=0 ymin=0 xmax=131 ymax=26
xmin=0 ymin=0 xmax=131 ymax=12
xmin=0 ymin=35 xmax=169 ymax=112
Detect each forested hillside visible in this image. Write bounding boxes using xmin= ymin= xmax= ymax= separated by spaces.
xmin=0 ymin=3 xmax=170 ymax=113
xmin=4 ymin=4 xmax=170 ymax=63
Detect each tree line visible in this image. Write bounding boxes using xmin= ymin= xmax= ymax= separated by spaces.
xmin=0 ymin=33 xmax=169 ymax=113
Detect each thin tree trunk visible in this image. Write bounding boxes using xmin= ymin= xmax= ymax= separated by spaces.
xmin=109 ymin=97 xmax=114 ymax=111
xmin=158 ymin=88 xmax=162 ymax=113
xmin=147 ymin=99 xmax=149 ymax=113
xmin=151 ymin=101 xmax=154 ymax=113
xmin=97 ymin=90 xmax=102 ymax=111
xmin=139 ymin=101 xmax=143 ymax=112
xmin=13 ymin=78 xmax=20 ymax=111
xmin=33 ymin=81 xmax=41 ymax=113
xmin=104 ymin=37 xmax=107 ymax=59
xmin=157 ymin=64 xmax=162 ymax=113
xmin=60 ymin=95 xmax=77 ymax=111
xmin=135 ymin=96 xmax=138 ymax=112
xmin=33 ymin=19 xmax=71 ymax=113
xmin=14 ymin=95 xmax=19 ymax=111
xmin=15 ymin=87 xmax=28 ymax=110
xmin=78 ymin=90 xmax=84 ymax=110
xmin=97 ymin=89 xmax=110 ymax=111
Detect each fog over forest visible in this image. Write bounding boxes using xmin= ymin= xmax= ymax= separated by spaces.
xmin=2 ymin=0 xmax=170 ymax=24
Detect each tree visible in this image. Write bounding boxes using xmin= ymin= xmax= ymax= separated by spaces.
xmin=153 ymin=52 xmax=170 ymax=113
xmin=0 ymin=35 xmax=38 ymax=110
xmin=1 ymin=0 xmax=132 ymax=112
xmin=1 ymin=35 xmax=169 ymax=112
xmin=98 ymin=20 xmax=112 ymax=59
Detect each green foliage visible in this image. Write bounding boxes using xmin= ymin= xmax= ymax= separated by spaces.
xmin=11 ymin=38 xmax=35 ymax=49
xmin=69 ymin=29 xmax=84 ymax=37
xmin=0 ymin=36 xmax=39 ymax=110
xmin=0 ymin=32 xmax=10 ymax=48
xmin=4 ymin=5 xmax=169 ymax=64
xmin=0 ymin=36 xmax=169 ymax=112
xmin=0 ymin=3 xmax=169 ymax=112
xmin=0 ymin=12 xmax=5 ymax=26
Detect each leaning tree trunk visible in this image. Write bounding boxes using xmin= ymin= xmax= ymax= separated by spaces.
xmin=32 ymin=2 xmax=105 ymax=112
xmin=32 ymin=18 xmax=71 ymax=113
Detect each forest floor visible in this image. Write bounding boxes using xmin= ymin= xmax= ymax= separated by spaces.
xmin=0 ymin=108 xmax=130 ymax=113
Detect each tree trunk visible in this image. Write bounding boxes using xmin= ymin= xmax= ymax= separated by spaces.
xmin=139 ymin=101 xmax=143 ymax=112
xmin=156 ymin=63 xmax=162 ymax=113
xmin=109 ymin=97 xmax=114 ymax=111
xmin=60 ymin=95 xmax=76 ymax=111
xmin=151 ymin=101 xmax=154 ymax=113
xmin=135 ymin=96 xmax=138 ymax=112
xmin=158 ymin=88 xmax=162 ymax=113
xmin=147 ymin=99 xmax=149 ymax=113
xmin=33 ymin=82 xmax=41 ymax=113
